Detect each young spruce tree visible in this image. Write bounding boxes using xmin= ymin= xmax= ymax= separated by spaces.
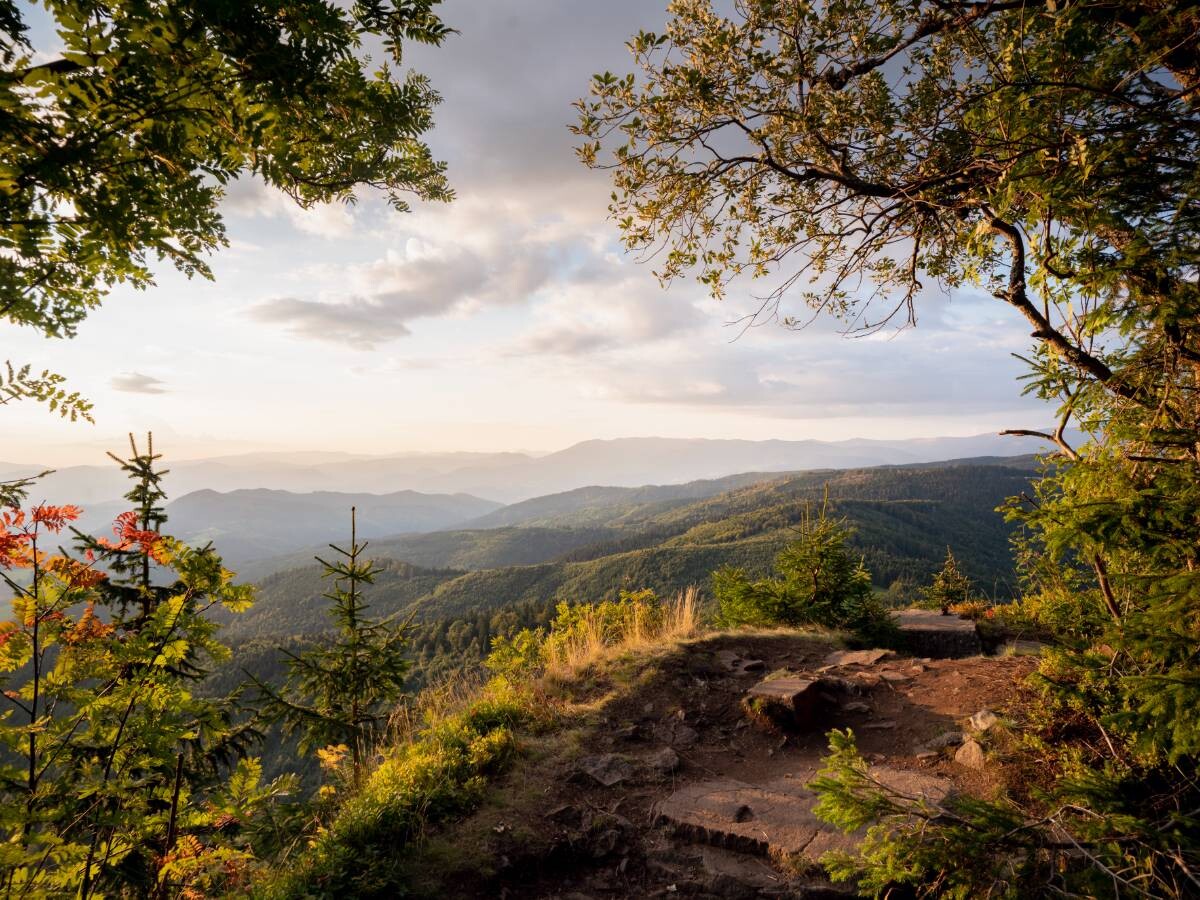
xmin=260 ymin=508 xmax=412 ymax=783
xmin=713 ymin=504 xmax=893 ymax=643
xmin=919 ymin=549 xmax=976 ymax=615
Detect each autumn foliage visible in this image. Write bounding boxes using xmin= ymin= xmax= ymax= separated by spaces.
xmin=0 ymin=439 xmax=288 ymax=898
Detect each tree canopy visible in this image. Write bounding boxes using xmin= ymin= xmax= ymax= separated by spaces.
xmin=578 ymin=1 xmax=1200 ymax=894
xmin=575 ymin=0 xmax=1198 ymax=421
xmin=0 ymin=0 xmax=452 ymax=339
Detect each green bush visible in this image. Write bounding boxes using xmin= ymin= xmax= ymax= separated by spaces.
xmin=712 ymin=509 xmax=894 ymax=642
xmin=263 ymin=684 xmax=533 ymax=898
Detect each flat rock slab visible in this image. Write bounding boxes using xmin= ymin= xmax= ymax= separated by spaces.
xmin=819 ymin=648 xmax=893 ymax=670
xmin=657 ymin=769 xmax=950 ymax=862
xmin=894 ymin=609 xmax=982 ymax=658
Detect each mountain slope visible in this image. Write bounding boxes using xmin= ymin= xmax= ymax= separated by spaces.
xmin=233 ymin=459 xmax=1034 ymax=643
xmin=164 ymin=488 xmax=502 ymax=564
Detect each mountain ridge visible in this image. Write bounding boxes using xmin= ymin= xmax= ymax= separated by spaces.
xmin=3 ymin=432 xmax=1057 ymax=507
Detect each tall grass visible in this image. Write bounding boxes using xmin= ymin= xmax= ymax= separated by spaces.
xmin=541 ymin=586 xmax=701 ymax=678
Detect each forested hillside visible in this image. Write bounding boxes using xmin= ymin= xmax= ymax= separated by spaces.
xmin=227 ymin=459 xmax=1034 ymax=660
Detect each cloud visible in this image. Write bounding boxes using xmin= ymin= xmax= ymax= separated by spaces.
xmin=111 ymin=372 xmax=169 ymax=395
xmin=248 ymin=242 xmax=554 ymax=346
xmin=222 ymin=179 xmax=357 ymax=238
xmin=246 ymin=196 xmax=606 ymax=347
xmin=552 ymin=297 xmax=1049 ymax=421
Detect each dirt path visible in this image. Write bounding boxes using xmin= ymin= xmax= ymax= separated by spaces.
xmin=401 ymin=631 xmax=1036 ymax=899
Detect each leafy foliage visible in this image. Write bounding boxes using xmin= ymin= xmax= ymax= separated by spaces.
xmin=0 ymin=360 xmax=93 ymax=422
xmin=0 ymin=437 xmax=288 ymax=897
xmin=0 ymin=0 xmax=452 ymax=339
xmin=810 ymin=730 xmax=1040 ymax=897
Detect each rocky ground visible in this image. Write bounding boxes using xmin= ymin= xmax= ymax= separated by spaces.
xmin=399 ymin=621 xmax=1038 ymax=899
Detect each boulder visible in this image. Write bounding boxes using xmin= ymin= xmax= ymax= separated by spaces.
xmin=954 ymin=737 xmax=987 ymax=770
xmin=894 ymin=608 xmax=983 ymax=658
xmin=743 ymin=676 xmax=824 ymax=729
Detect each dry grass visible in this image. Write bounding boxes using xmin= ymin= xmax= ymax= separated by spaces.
xmin=387 ymin=668 xmax=490 ymax=747
xmin=542 ymin=586 xmax=702 ymax=680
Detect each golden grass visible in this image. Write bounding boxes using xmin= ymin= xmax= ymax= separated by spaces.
xmin=542 ymin=586 xmax=702 ymax=680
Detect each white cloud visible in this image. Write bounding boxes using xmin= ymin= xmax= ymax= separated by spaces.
xmin=111 ymin=372 xmax=169 ymax=395
xmin=221 ymin=179 xmax=356 ymax=239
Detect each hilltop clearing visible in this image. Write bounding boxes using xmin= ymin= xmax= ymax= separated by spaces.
xmin=267 ymin=618 xmax=1037 ymax=898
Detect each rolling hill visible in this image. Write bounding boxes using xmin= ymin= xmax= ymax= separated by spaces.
xmin=160 ymin=488 xmax=502 ymax=564
xmin=5 ymin=432 xmax=1056 ymax=507
xmin=222 ymin=458 xmax=1035 ymax=645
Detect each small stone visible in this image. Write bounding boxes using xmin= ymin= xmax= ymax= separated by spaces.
xmin=954 ymin=737 xmax=987 ymax=770
xmin=546 ymin=804 xmax=583 ymax=828
xmin=736 ymin=658 xmax=766 ymax=673
xmin=614 ymin=723 xmax=647 ymax=742
xmin=591 ymin=828 xmax=621 ymax=858
xmin=921 ymin=731 xmax=965 ymax=751
xmin=671 ymin=724 xmax=700 ymax=749
xmin=916 ymin=751 xmax=938 ymax=761
xmin=842 ymin=701 xmax=871 ymax=713
xmin=715 ymin=650 xmax=743 ymax=670
xmin=970 ymin=709 xmax=999 ymax=732
xmin=648 ymin=747 xmax=681 ymax=775
xmin=733 ymin=803 xmax=754 ymax=822
xmin=578 ymin=753 xmax=638 ymax=787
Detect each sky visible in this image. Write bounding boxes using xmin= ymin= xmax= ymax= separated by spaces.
xmin=2 ymin=0 xmax=1052 ymax=466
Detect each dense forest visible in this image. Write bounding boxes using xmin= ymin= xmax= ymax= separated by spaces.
xmin=225 ymin=458 xmax=1034 ymax=687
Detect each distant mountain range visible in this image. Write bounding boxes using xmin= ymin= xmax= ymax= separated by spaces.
xmin=160 ymin=489 xmax=501 ymax=564
xmin=1 ymin=432 xmax=1056 ymax=508
xmin=224 ymin=457 xmax=1038 ymax=645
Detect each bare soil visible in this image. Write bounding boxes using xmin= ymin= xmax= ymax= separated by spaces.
xmin=398 ymin=631 xmax=1037 ymax=899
